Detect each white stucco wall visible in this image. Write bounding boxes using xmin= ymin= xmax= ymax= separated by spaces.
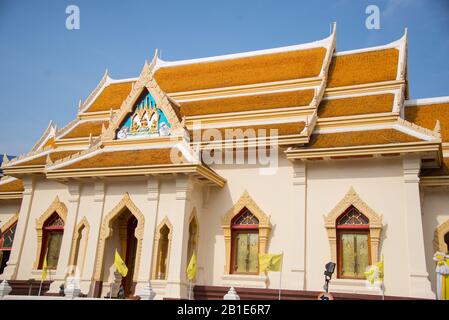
xmin=305 ymin=157 xmax=410 ymax=297
xmin=4 ymin=152 xmax=445 ymax=299
xmin=16 ymin=178 xmax=70 ymax=279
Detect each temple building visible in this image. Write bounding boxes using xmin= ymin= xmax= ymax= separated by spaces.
xmin=1 ymin=25 xmax=448 ymax=299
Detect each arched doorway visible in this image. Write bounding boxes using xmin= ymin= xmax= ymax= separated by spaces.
xmin=103 ymin=209 xmax=139 ymax=298
xmin=122 ymin=215 xmax=138 ymax=296
xmin=93 ymin=193 xmax=145 ymax=298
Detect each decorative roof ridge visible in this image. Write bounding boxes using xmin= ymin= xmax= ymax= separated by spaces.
xmin=78 ymin=69 xmax=110 ymax=114
xmin=396 ymin=28 xmax=408 ymax=81
xmin=300 ymin=110 xmax=318 ymax=137
xmin=334 ymin=28 xmax=408 ymax=57
xmin=396 ymin=117 xmax=441 ymax=141
xmin=49 ymin=142 xmax=103 ymax=170
xmin=55 ymin=117 xmax=82 ymax=140
xmin=3 ymin=144 xmax=54 ymax=168
xmin=395 ymin=84 xmax=406 ymax=114
xmin=0 ymin=175 xmax=18 ymax=184
xmin=30 ymin=120 xmax=57 ymax=152
xmin=319 ymin=22 xmax=337 ymax=78
xmin=153 ymin=32 xmax=334 ymax=72
xmin=311 ymin=80 xmax=327 ymax=109
xmin=405 ymin=96 xmax=449 ymax=107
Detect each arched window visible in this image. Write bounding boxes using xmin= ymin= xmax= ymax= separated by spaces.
xmin=337 ymin=206 xmax=370 ymax=279
xmin=0 ymin=221 xmax=17 ymax=274
xmin=38 ymin=212 xmax=64 ymax=269
xmin=70 ymin=219 xmax=89 ymax=277
xmin=155 ymin=224 xmax=171 ymax=280
xmin=187 ymin=217 xmax=198 ymax=270
xmin=230 ymin=209 xmax=259 ymax=274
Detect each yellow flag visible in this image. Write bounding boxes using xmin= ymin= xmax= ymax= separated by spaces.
xmin=114 ymin=249 xmax=128 ymax=277
xmin=187 ymin=253 xmax=197 ymax=281
xmin=259 ymin=253 xmax=283 ymax=272
xmin=41 ymin=252 xmax=48 ymax=281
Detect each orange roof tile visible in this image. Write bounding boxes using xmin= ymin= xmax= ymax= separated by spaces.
xmin=0 ymin=179 xmax=24 ymax=193
xmin=181 ymin=89 xmax=315 ymax=116
xmin=62 ymin=148 xmax=186 ymax=170
xmin=327 ymin=49 xmax=399 ymax=88
xmin=405 ymin=103 xmax=449 ymax=142
xmin=61 ymin=120 xmax=109 ymax=139
xmin=9 ymin=150 xmax=80 ymax=167
xmin=190 ymin=121 xmax=305 ymax=140
xmin=306 ymin=129 xmax=420 ymax=149
xmin=155 ymin=47 xmax=327 ymax=93
xmin=318 ymin=93 xmax=395 ymax=118
xmin=85 ymin=82 xmax=134 ymax=113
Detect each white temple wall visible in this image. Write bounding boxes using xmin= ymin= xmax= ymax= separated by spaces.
xmin=16 ymin=178 xmax=70 ymax=280
xmin=3 ymin=155 xmax=442 ymax=299
xmin=305 ymin=157 xmax=415 ymax=297
xmin=202 ymin=153 xmax=299 ymax=289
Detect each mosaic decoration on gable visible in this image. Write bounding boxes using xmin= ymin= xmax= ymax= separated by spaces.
xmin=116 ymin=92 xmax=171 ymax=140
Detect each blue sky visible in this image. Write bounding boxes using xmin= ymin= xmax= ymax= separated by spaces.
xmin=0 ymin=0 xmax=448 ymax=155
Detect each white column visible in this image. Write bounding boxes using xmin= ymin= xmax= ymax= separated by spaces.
xmin=290 ymin=161 xmax=307 ymax=290
xmin=54 ymin=182 xmax=81 ymax=281
xmin=135 ymin=178 xmax=159 ymax=296
xmin=1 ymin=177 xmax=35 ymax=280
xmin=403 ymin=155 xmax=435 ymax=299
xmin=84 ymin=180 xmax=106 ymax=296
xmin=165 ymin=176 xmax=192 ymax=299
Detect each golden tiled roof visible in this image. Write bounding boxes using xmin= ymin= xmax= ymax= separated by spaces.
xmin=327 ymin=49 xmax=399 ymax=88
xmin=62 ymin=148 xmax=186 ymax=170
xmin=61 ymin=120 xmax=109 ymax=139
xmin=85 ymin=82 xmax=134 ymax=113
xmin=190 ymin=121 xmax=305 ymax=140
xmin=405 ymin=103 xmax=449 ymax=141
xmin=306 ymin=129 xmax=420 ymax=149
xmin=42 ymin=137 xmax=56 ymax=149
xmin=0 ymin=179 xmax=24 ymax=193
xmin=154 ymin=47 xmax=327 ymax=93
xmin=421 ymin=158 xmax=449 ymax=177
xmin=181 ymin=89 xmax=315 ymax=116
xmin=318 ymin=93 xmax=395 ymax=118
xmin=9 ymin=150 xmax=80 ymax=167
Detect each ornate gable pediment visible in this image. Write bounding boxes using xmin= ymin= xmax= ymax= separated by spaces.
xmin=102 ymin=58 xmax=183 ymax=141
xmin=116 ymin=89 xmax=172 ymax=140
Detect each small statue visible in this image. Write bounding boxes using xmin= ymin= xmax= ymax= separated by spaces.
xmin=117 ymin=285 xmax=125 ymax=299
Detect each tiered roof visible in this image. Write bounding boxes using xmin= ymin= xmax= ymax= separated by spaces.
xmin=1 ymin=24 xmax=448 ymax=190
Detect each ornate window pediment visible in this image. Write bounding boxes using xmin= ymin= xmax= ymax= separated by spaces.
xmin=221 ymin=191 xmax=271 ymax=275
xmin=324 ymin=187 xmax=383 ymax=272
xmin=116 ymin=90 xmax=172 ymax=140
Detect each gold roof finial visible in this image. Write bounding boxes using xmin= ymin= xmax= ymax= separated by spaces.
xmin=101 ymin=123 xmax=107 ymax=134
xmin=109 ymin=108 xmax=114 ymax=121
xmin=78 ymin=99 xmax=83 ymax=112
